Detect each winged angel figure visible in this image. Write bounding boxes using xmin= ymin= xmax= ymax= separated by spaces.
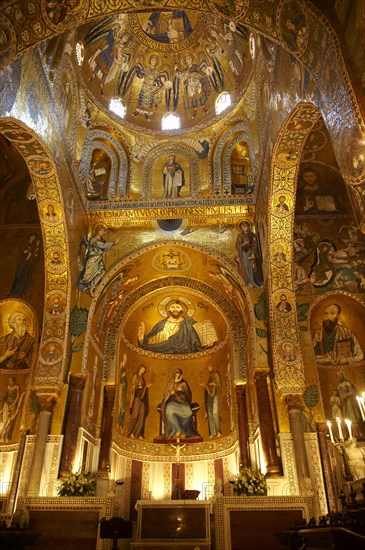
xmin=85 ymin=16 xmax=132 ymax=97
xmin=77 ymin=225 xmax=118 ymax=297
xmin=118 ymin=53 xmax=171 ymax=120
xmin=173 ymin=52 xmax=224 ymax=119
xmin=119 ymin=51 xmax=224 ymax=121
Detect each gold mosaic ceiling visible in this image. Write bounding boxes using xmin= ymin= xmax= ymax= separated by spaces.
xmin=77 ymin=9 xmax=253 ymax=134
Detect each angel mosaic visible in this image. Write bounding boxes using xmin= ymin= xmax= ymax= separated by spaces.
xmin=77 ymin=225 xmax=118 ymax=297
xmin=119 ymin=53 xmax=171 ymax=120
xmin=86 ymin=22 xmax=132 ymax=97
xmin=173 ymin=52 xmax=223 ymax=119
xmin=206 ymin=21 xmax=247 ymax=77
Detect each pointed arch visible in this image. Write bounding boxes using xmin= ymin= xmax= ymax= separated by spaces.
xmin=81 ymin=240 xmax=257 ymax=384
xmin=268 ymin=102 xmax=321 ymax=395
xmin=0 ymin=117 xmax=71 ymax=391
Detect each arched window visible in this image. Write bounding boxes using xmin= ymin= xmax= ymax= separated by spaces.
xmin=161 ymin=113 xmax=180 ymax=131
xmin=215 ymin=92 xmax=231 ymax=115
xmin=109 ymin=98 xmax=126 ymax=119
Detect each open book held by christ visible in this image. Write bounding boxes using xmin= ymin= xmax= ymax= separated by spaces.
xmin=194 ymin=320 xmax=218 ymax=347
xmin=315 ymin=195 xmax=336 ymax=211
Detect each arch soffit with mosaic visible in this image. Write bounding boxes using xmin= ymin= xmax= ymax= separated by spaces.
xmin=0 ymin=117 xmax=71 ymax=394
xmin=143 ymin=143 xmax=200 ymax=199
xmin=80 ymin=239 xmax=257 ymax=383
xmin=79 ymin=129 xmax=128 ymax=199
xmin=1 ymin=2 xmax=364 ymax=194
xmin=268 ymin=102 xmax=322 ymax=396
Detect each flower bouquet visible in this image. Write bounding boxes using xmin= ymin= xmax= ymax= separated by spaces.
xmin=58 ymin=470 xmax=96 ymax=497
xmin=230 ymin=467 xmax=267 ymax=496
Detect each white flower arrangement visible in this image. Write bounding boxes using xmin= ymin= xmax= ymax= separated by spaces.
xmin=230 ymin=467 xmax=268 ymax=496
xmin=58 ymin=470 xmax=96 ymax=497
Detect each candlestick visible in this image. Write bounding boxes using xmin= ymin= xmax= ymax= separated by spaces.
xmin=344 ymin=418 xmax=352 ymax=441
xmin=336 ymin=417 xmax=344 ymax=440
xmin=327 ymin=420 xmax=335 ymax=444
xmin=357 ymin=395 xmax=365 ymax=421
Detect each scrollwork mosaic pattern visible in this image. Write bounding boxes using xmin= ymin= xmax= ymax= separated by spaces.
xmin=113 ymin=429 xmax=239 ymax=460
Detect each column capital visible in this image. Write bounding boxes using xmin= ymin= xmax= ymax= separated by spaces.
xmin=37 ymin=394 xmax=57 ymax=412
xmin=286 ymin=393 xmax=302 ymax=412
xmin=69 ymin=374 xmax=87 ymax=391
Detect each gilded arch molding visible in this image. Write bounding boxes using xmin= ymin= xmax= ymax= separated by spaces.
xmin=1 ymin=1 xmax=363 ymax=202
xmin=0 ymin=118 xmax=71 ymax=393
xmin=268 ymin=102 xmax=321 ymax=396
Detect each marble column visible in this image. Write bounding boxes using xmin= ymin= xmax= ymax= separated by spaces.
xmin=26 ymin=396 xmax=56 ymax=496
xmin=235 ymin=383 xmax=250 ymax=467
xmin=98 ymin=385 xmax=115 ymax=472
xmin=59 ymin=374 xmax=86 ymax=474
xmin=254 ymin=370 xmax=281 ymax=475
xmin=286 ymin=394 xmax=311 ymax=495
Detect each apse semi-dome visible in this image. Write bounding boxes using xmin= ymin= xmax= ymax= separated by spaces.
xmin=77 ymin=9 xmax=253 ymax=134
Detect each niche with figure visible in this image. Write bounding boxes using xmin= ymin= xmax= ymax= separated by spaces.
xmin=86 ymin=149 xmax=111 ymax=200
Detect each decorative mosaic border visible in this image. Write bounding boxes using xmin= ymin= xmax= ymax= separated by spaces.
xmin=268 ymin=103 xmax=321 ymax=395
xmin=112 ymin=431 xmax=239 ymax=461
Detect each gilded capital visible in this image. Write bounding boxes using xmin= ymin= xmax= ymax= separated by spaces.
xmin=286 ymin=394 xmax=302 ymax=412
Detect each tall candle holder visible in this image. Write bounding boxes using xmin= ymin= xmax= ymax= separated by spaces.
xmin=326 ymin=419 xmax=353 ymax=482
xmin=356 ymin=393 xmax=365 ymax=421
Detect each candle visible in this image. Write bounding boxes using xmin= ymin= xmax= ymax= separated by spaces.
xmin=357 ymin=395 xmax=365 ymax=421
xmin=336 ymin=417 xmax=344 ymax=440
xmin=327 ymin=420 xmax=335 ymax=444
xmin=344 ymin=418 xmax=352 ymax=441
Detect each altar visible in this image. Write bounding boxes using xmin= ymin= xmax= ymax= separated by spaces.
xmin=214 ymin=496 xmax=315 ymax=550
xmin=131 ymin=500 xmax=211 ymax=550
